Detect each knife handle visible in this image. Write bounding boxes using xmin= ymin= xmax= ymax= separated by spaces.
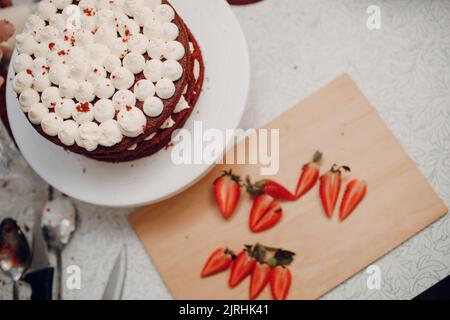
xmin=23 ymin=267 xmax=54 ymax=300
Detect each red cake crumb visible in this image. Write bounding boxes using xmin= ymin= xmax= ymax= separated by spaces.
xmin=26 ymin=69 xmax=32 ymax=75
xmin=76 ymin=102 xmax=91 ymax=112
xmin=48 ymin=42 xmax=55 ymax=50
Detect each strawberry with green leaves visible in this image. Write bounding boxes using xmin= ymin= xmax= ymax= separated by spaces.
xmin=267 ymin=248 xmax=295 ymax=300
xmin=319 ymin=164 xmax=351 ymax=218
xmin=246 ymin=177 xmax=296 ymax=201
xmin=201 ymin=248 xmax=235 ymax=278
xmin=295 ymin=151 xmax=322 ymax=199
xmin=249 ymin=244 xmax=271 ymax=300
xmin=228 ymin=246 xmax=256 ymax=288
xmin=213 ymin=170 xmax=242 ymax=220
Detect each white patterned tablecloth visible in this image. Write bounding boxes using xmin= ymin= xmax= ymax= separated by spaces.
xmin=0 ymin=0 xmax=449 ymax=300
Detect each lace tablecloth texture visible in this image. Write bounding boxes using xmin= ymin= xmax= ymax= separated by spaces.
xmin=1 ymin=0 xmax=449 ymax=299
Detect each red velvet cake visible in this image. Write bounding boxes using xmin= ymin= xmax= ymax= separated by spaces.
xmin=11 ymin=0 xmax=204 ymax=162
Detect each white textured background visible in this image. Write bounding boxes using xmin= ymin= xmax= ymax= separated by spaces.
xmin=1 ymin=0 xmax=450 ymax=299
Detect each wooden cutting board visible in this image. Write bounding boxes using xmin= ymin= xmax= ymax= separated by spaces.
xmin=129 ymin=74 xmax=447 ymax=300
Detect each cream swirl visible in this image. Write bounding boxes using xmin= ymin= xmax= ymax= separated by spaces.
xmin=155 ymin=78 xmax=175 ymax=99
xmin=134 ymin=80 xmax=155 ymax=101
xmin=72 ymin=102 xmax=94 ymax=124
xmin=12 ymin=71 xmax=33 ymax=94
xmin=117 ymin=106 xmax=147 ymax=137
xmin=159 ymin=22 xmax=179 ymax=42
xmin=93 ymin=99 xmax=115 ymax=123
xmin=76 ymin=122 xmax=101 ymax=151
xmin=98 ymin=119 xmax=123 ymax=147
xmin=28 ymin=103 xmax=49 ymax=125
xmin=38 ymin=1 xmax=57 ymax=21
xmin=86 ymin=65 xmax=107 ymax=84
xmin=147 ymin=40 xmax=165 ymax=60
xmin=94 ymin=78 xmax=115 ymax=99
xmin=143 ymin=59 xmax=163 ymax=83
xmin=68 ymin=61 xmax=89 ymax=81
xmin=75 ymin=81 xmax=95 ymax=102
xmin=123 ymin=52 xmax=145 ymax=74
xmin=154 ymin=4 xmax=175 ymax=23
xmin=19 ymin=88 xmax=40 ymax=113
xmin=32 ymin=73 xmax=51 ymax=92
xmin=59 ymin=79 xmax=78 ymax=99
xmin=164 ymin=41 xmax=185 ymax=61
xmin=13 ymin=54 xmax=33 ymax=73
xmin=143 ymin=20 xmax=162 ymax=40
xmin=24 ymin=14 xmax=45 ymax=34
xmin=133 ymin=7 xmax=153 ymax=27
xmin=48 ymin=14 xmax=67 ymax=33
xmin=127 ymin=34 xmax=149 ymax=54
xmin=58 ymin=120 xmax=79 ymax=146
xmin=117 ymin=18 xmax=140 ymax=38
xmin=112 ymin=89 xmax=136 ymax=110
xmin=41 ymin=112 xmax=64 ymax=136
xmin=55 ymin=99 xmax=76 ymax=119
xmin=143 ymin=96 xmax=163 ymax=117
xmin=103 ymin=54 xmax=122 ymax=73
xmin=41 ymin=87 xmax=61 ymax=108
xmin=36 ymin=26 xmax=59 ymax=43
xmin=161 ymin=59 xmax=183 ymax=81
xmin=86 ymin=43 xmax=110 ymax=64
xmin=49 ymin=62 xmax=70 ymax=85
xmin=34 ymin=43 xmax=51 ymax=59
xmin=111 ymin=67 xmax=135 ymax=90
xmin=15 ymin=34 xmax=37 ymax=55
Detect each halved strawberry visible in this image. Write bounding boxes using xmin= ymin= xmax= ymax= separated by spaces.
xmin=339 ymin=179 xmax=367 ymax=221
xmin=249 ymin=194 xmax=283 ymax=233
xmin=228 ymin=247 xmax=256 ymax=288
xmin=246 ymin=177 xmax=295 ymax=201
xmin=270 ymin=266 xmax=292 ymax=300
xmin=201 ymin=248 xmax=235 ymax=278
xmin=213 ymin=170 xmax=242 ymax=219
xmin=249 ymin=262 xmax=271 ymax=300
xmin=319 ymin=164 xmax=350 ymax=218
xmin=295 ymin=151 xmax=322 ymax=199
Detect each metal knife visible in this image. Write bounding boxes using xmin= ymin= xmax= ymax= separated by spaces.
xmin=102 ymin=245 xmax=127 ymax=300
xmin=23 ymin=208 xmax=54 ymax=300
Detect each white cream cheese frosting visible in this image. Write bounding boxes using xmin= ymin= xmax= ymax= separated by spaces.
xmin=117 ymin=106 xmax=146 ymax=138
xmin=19 ymin=88 xmax=40 ymax=112
xmin=134 ymin=80 xmax=155 ymax=101
xmin=58 ymin=120 xmax=78 ymax=146
xmin=41 ymin=112 xmax=64 ymax=136
xmin=13 ymin=0 xmax=187 ymax=151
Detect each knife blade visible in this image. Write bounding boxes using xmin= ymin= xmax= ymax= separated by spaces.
xmin=102 ymin=245 xmax=127 ymax=300
xmin=28 ymin=208 xmax=51 ymax=272
xmin=23 ymin=207 xmax=54 ymax=300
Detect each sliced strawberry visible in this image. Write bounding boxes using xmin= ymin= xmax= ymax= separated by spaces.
xmin=249 ymin=194 xmax=283 ymax=233
xmin=246 ymin=178 xmax=295 ymax=201
xmin=228 ymin=248 xmax=256 ymax=288
xmin=270 ymin=266 xmax=292 ymax=300
xmin=213 ymin=170 xmax=242 ymax=219
xmin=295 ymin=151 xmax=322 ymax=199
xmin=249 ymin=262 xmax=271 ymax=300
xmin=201 ymin=248 xmax=234 ymax=278
xmin=339 ymin=179 xmax=367 ymax=221
xmin=319 ymin=164 xmax=350 ymax=218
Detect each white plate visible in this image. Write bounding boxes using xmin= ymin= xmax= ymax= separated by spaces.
xmin=6 ymin=0 xmax=249 ymax=207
